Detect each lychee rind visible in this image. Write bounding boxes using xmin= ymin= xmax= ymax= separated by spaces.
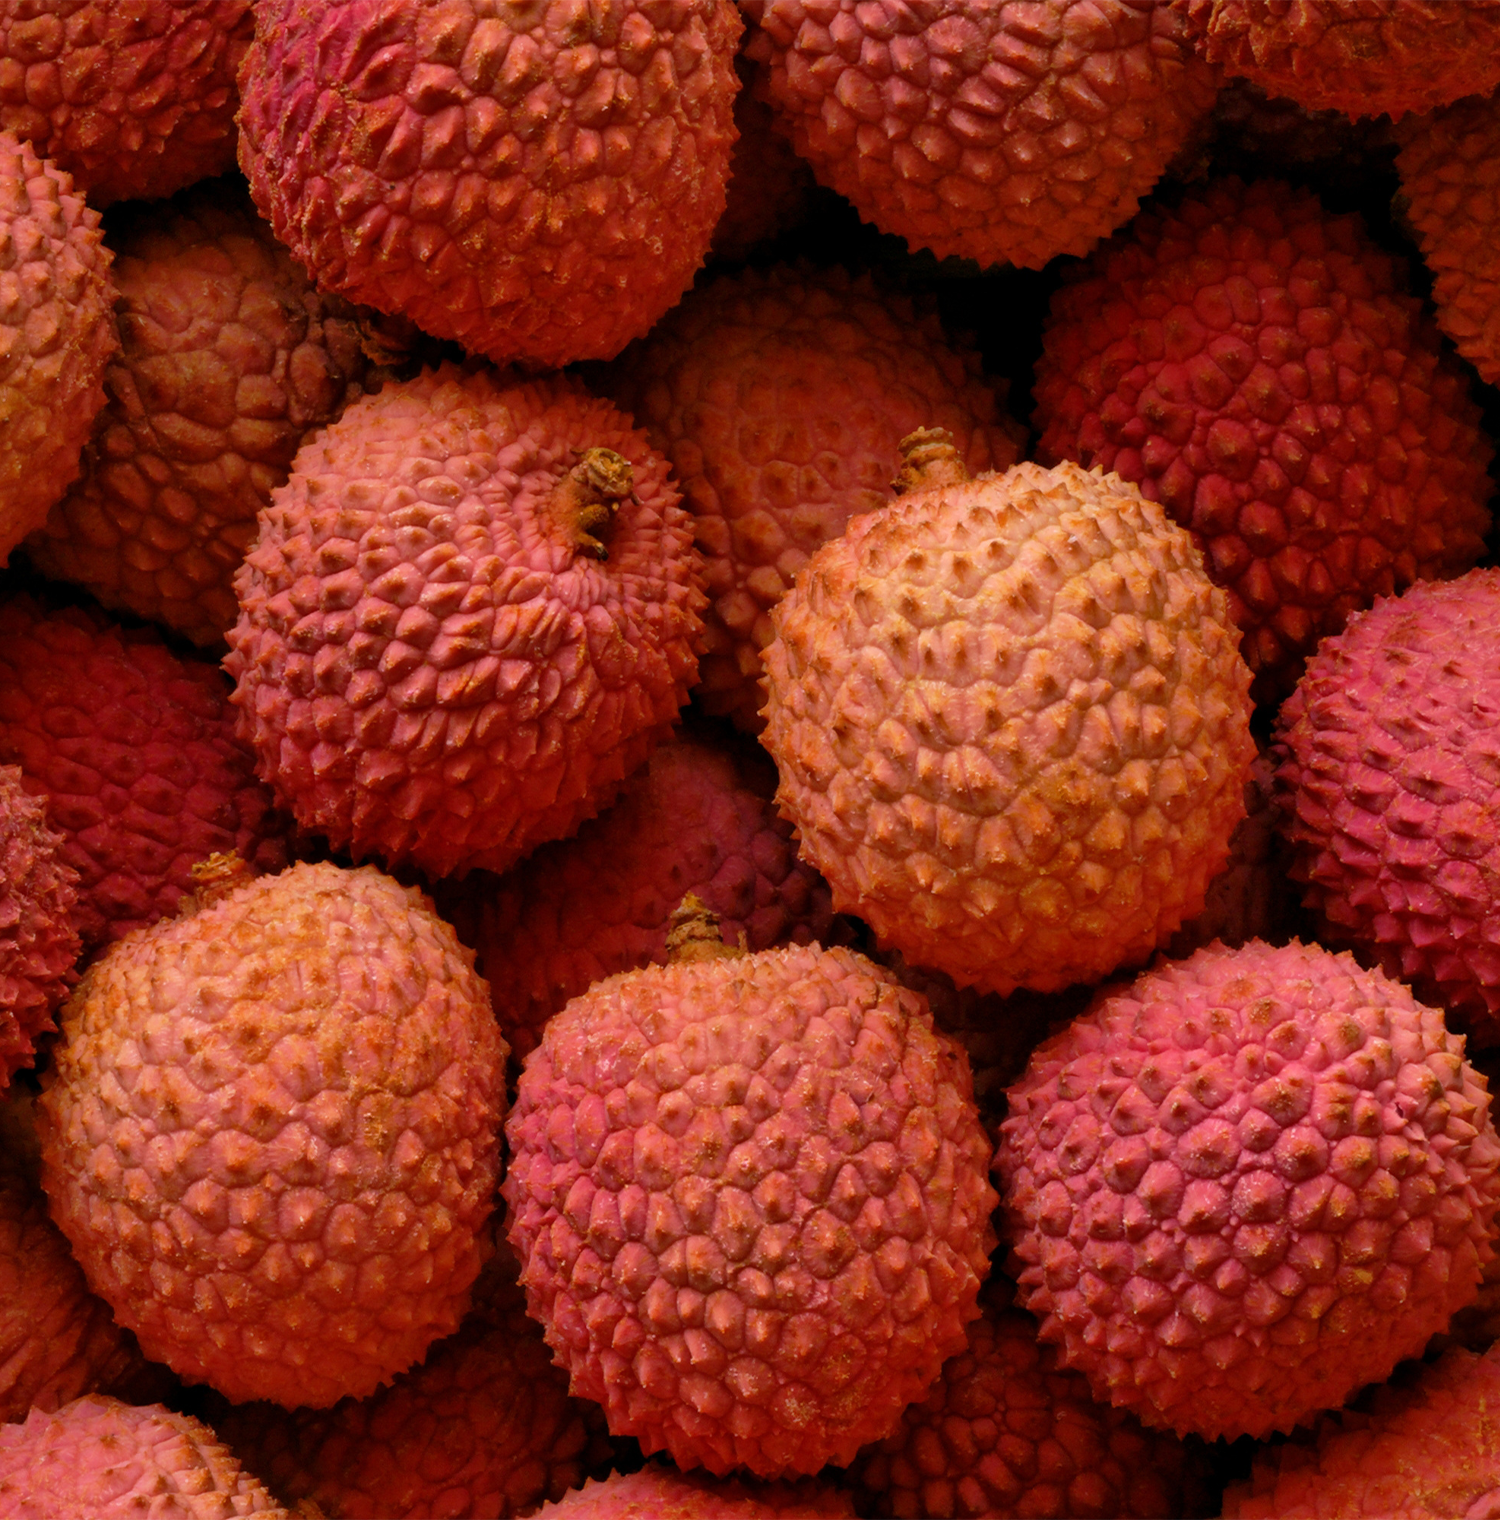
xmin=533 ymin=1464 xmax=855 ymax=1517
xmin=236 ymin=0 xmax=742 ymax=369
xmin=761 ymin=457 xmax=1256 ymax=998
xmin=504 ymin=942 xmax=998 ymax=1478
xmin=225 ymin=365 xmax=706 ymax=880
xmin=996 ymin=939 xmax=1500 ymax=1441
xmin=1033 ymin=175 xmax=1494 ymax=701
xmin=1271 ymin=569 xmax=1500 ymax=1033
xmin=37 ymin=860 xmax=507 ymax=1409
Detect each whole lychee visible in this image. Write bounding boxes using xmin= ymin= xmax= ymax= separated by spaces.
xmin=533 ymin=1464 xmax=855 ymax=1518
xmin=37 ymin=858 xmax=507 ymax=1409
xmin=504 ymin=922 xmax=998 ymax=1477
xmin=761 ymin=444 xmax=1256 ymax=998
xmin=1033 ymin=175 xmax=1494 ymax=700
xmin=225 ymin=365 xmax=705 ymax=880
xmin=237 ymin=0 xmax=742 ymax=369
xmin=996 ymin=938 xmax=1500 ymax=1441
xmin=1271 ymin=569 xmax=1500 ymax=1035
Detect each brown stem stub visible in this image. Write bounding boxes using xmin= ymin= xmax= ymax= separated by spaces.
xmin=892 ymin=426 xmax=970 ymax=495
xmin=179 ymin=851 xmax=256 ymax=915
xmin=550 ymin=447 xmax=635 ymax=560
xmin=666 ymin=893 xmax=747 ymax=963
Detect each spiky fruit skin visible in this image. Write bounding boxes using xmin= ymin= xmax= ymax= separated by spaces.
xmin=0 ymin=1396 xmax=282 ymax=1516
xmin=534 ymin=1464 xmax=854 ymax=1518
xmin=1396 ymin=91 xmax=1500 ymax=390
xmin=37 ymin=860 xmax=507 ymax=1409
xmin=0 ymin=768 xmax=79 ymax=1089
xmin=1033 ymin=176 xmax=1494 ymax=702
xmin=24 ymin=180 xmax=378 ymax=649
xmin=1271 ymin=570 xmax=1500 ymax=1035
xmin=598 ymin=263 xmax=1022 ymax=733
xmin=762 ymin=458 xmax=1255 ymax=998
xmin=226 ymin=366 xmax=704 ymax=880
xmin=996 ymin=939 xmax=1500 ymax=1441
xmin=740 ymin=0 xmax=1219 ymax=270
xmin=0 ymin=2 xmax=252 ymax=207
xmin=237 ymin=0 xmax=741 ymax=369
xmin=0 ymin=594 xmax=291 ymax=953
xmin=504 ymin=943 xmax=998 ymax=1478
xmin=0 ymin=130 xmax=114 ymax=565
xmin=1221 ymin=1344 xmax=1500 ymax=1518
xmin=1177 ymin=0 xmax=1500 ymax=122
xmin=456 ymin=718 xmax=846 ymax=1061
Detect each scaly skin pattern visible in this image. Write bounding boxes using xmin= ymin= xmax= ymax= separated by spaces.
xmin=1396 ymin=91 xmax=1500 ymax=389
xmin=0 ymin=1 xmax=252 ymax=206
xmin=1033 ymin=176 xmax=1494 ymax=702
xmin=37 ymin=861 xmax=508 ymax=1409
xmin=504 ymin=943 xmax=998 ymax=1478
xmin=740 ymin=0 xmax=1219 ymax=269
xmin=996 ymin=939 xmax=1500 ymax=1441
xmin=0 ymin=129 xmax=114 ymax=564
xmin=533 ymin=1464 xmax=855 ymax=1517
xmin=761 ymin=459 xmax=1255 ymax=997
xmin=237 ymin=0 xmax=742 ymax=369
xmin=226 ymin=366 xmax=705 ymax=880
xmin=1272 ymin=570 xmax=1500 ymax=1034
xmin=1221 ymin=1344 xmax=1500 ymax=1518
xmin=598 ymin=262 xmax=1022 ymax=732
xmin=0 ymin=1396 xmax=284 ymax=1517
xmin=25 ymin=180 xmax=378 ymax=650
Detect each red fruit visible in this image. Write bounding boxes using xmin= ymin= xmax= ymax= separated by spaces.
xmin=534 ymin=1464 xmax=855 ymax=1518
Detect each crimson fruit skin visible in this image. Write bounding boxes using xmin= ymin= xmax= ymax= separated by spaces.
xmin=1271 ymin=570 xmax=1500 ymax=1035
xmin=740 ymin=0 xmax=1219 ymax=270
xmin=996 ymin=938 xmax=1500 ymax=1442
xmin=0 ymin=1 xmax=252 ymax=208
xmin=761 ymin=457 xmax=1255 ymax=999
xmin=0 ymin=129 xmax=115 ymax=566
xmin=37 ymin=860 xmax=508 ymax=1410
xmin=1033 ymin=175 xmax=1494 ymax=702
xmin=237 ymin=0 xmax=742 ymax=370
xmin=598 ymin=261 xmax=1022 ymax=733
xmin=533 ymin=1464 xmax=855 ymax=1517
xmin=1221 ymin=1343 xmax=1500 ymax=1518
xmin=504 ymin=943 xmax=998 ymax=1479
xmin=225 ymin=365 xmax=706 ymax=881
xmin=0 ymin=593 xmax=292 ymax=953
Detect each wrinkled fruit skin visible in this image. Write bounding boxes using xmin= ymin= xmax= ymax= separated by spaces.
xmin=504 ymin=943 xmax=998 ymax=1478
xmin=38 ymin=861 xmax=507 ymax=1409
xmin=0 ymin=1 xmax=252 ymax=206
xmin=25 ymin=178 xmax=380 ymax=649
xmin=0 ymin=129 xmax=115 ymax=564
xmin=237 ymin=0 xmax=742 ymax=369
xmin=533 ymin=1464 xmax=855 ymax=1517
xmin=1272 ymin=569 xmax=1500 ymax=1035
xmin=598 ymin=261 xmax=1022 ymax=732
xmin=0 ymin=594 xmax=292 ymax=952
xmin=996 ymin=939 xmax=1500 ymax=1441
xmin=226 ymin=366 xmax=705 ymax=880
xmin=762 ymin=458 xmax=1255 ymax=997
xmin=741 ymin=0 xmax=1219 ymax=269
xmin=1033 ymin=175 xmax=1494 ymax=701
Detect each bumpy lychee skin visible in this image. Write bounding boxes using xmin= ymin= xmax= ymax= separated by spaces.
xmin=1396 ymin=90 xmax=1500 ymax=390
xmin=237 ymin=0 xmax=741 ymax=369
xmin=996 ymin=939 xmax=1500 ymax=1441
xmin=1033 ymin=176 xmax=1494 ymax=701
xmin=599 ymin=263 xmax=1022 ymax=732
xmin=1221 ymin=1343 xmax=1500 ymax=1518
xmin=227 ymin=366 xmax=705 ymax=880
xmin=0 ymin=129 xmax=115 ymax=565
xmin=504 ymin=941 xmax=998 ymax=1478
xmin=23 ymin=179 xmax=382 ymax=649
xmin=0 ymin=594 xmax=292 ymax=953
xmin=37 ymin=859 xmax=507 ymax=1409
xmin=536 ymin=1464 xmax=853 ymax=1518
xmin=740 ymin=0 xmax=1219 ymax=269
xmin=761 ymin=455 xmax=1255 ymax=998
xmin=0 ymin=1395 xmax=283 ymax=1516
xmin=1272 ymin=570 xmax=1500 ymax=1035
xmin=0 ymin=2 xmax=252 ymax=207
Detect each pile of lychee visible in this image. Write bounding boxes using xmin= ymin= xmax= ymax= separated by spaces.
xmin=3 ymin=1 xmax=1500 ymax=1516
